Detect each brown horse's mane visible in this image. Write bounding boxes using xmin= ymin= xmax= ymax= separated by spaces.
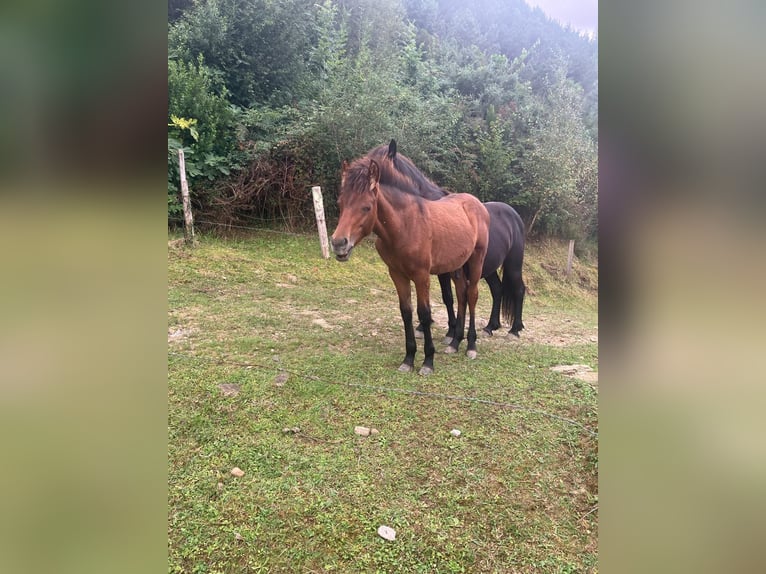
xmin=342 ymin=156 xmax=379 ymax=196
xmin=341 ymin=155 xmax=419 ymax=212
xmin=367 ymin=144 xmax=450 ymax=200
xmin=342 ymin=144 xmax=452 ymax=201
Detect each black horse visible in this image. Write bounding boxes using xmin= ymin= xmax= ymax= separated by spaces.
xmin=369 ymin=140 xmax=526 ymax=339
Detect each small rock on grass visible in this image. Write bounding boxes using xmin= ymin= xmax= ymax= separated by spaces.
xmin=273 ymin=371 xmax=289 ymax=386
xmin=450 ymin=429 xmax=462 ymax=437
xmin=230 ymin=467 xmax=245 ymax=477
xmin=282 ymin=427 xmax=301 ymax=434
xmin=218 ymin=383 xmax=241 ymax=397
xmin=550 ymin=364 xmax=593 ymax=376
xmin=354 ymin=426 xmax=380 ymax=437
xmin=377 ymin=525 xmax=396 ymax=541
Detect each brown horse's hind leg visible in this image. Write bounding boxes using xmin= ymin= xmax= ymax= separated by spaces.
xmin=465 ymin=276 xmax=480 ymax=359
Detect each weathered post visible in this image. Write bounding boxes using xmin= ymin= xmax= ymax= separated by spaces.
xmin=178 ymin=148 xmax=196 ymax=246
xmin=566 ymin=239 xmax=575 ymax=277
xmin=311 ymin=186 xmax=330 ymax=259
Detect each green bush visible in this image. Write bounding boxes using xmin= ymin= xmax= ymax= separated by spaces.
xmin=166 ymin=0 xmax=598 ymax=240
xmin=167 ymin=55 xmax=238 ymax=217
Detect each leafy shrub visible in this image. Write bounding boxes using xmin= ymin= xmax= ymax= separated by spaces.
xmin=167 ymin=55 xmax=238 ymax=217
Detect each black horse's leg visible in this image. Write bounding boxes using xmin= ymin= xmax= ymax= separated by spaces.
xmin=438 ymin=272 xmax=457 ymax=343
xmin=389 ymin=270 xmax=416 ymax=372
xmin=509 ymin=269 xmax=526 ymax=336
xmin=446 ymin=269 xmax=467 ymax=354
xmin=415 ymin=273 xmax=454 ymax=343
xmin=483 ymin=271 xmax=502 ymax=335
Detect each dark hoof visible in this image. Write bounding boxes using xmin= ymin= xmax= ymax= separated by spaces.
xmin=509 ymin=330 xmax=521 ymax=338
xmin=482 ymin=327 xmax=494 ymax=336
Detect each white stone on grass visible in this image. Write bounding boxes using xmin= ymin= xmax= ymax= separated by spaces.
xmin=377 ymin=525 xmax=396 ymax=541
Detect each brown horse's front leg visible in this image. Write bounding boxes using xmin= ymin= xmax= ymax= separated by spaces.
xmin=413 ymin=273 xmax=435 ymax=375
xmin=388 ymin=270 xmax=417 ymax=372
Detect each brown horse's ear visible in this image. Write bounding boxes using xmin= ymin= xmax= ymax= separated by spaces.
xmin=368 ymin=160 xmax=380 ymax=192
xmin=341 ymin=160 xmax=349 ymax=173
xmin=387 ymin=139 xmax=397 ymax=160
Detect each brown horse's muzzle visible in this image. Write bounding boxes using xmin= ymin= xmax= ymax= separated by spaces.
xmin=331 ymin=236 xmax=354 ymax=261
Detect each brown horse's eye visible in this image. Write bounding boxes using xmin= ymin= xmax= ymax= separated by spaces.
xmin=362 ymin=206 xmax=371 ymax=213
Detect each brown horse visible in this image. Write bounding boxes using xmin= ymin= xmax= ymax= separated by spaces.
xmin=330 ymin=155 xmax=490 ymax=375
xmin=370 ymin=140 xmax=526 ymax=339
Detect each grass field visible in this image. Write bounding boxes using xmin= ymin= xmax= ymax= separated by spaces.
xmin=168 ymin=231 xmax=598 ymax=573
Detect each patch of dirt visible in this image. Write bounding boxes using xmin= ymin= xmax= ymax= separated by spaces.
xmin=168 ymin=327 xmax=196 ymax=343
xmin=550 ymin=364 xmax=598 ymax=384
xmin=312 ymin=317 xmax=333 ymax=330
xmin=298 ymin=309 xmax=335 ymax=330
xmin=168 ymin=306 xmax=205 ymax=345
xmin=512 ymin=313 xmax=597 ymax=347
xmin=410 ymin=306 xmax=597 ymax=351
xmin=430 ymin=306 xmax=450 ymax=327
xmin=217 ymin=383 xmax=241 ymax=397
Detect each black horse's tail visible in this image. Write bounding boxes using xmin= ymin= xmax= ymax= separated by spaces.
xmin=500 ymin=246 xmax=526 ymax=336
xmin=500 ymin=259 xmax=515 ymax=327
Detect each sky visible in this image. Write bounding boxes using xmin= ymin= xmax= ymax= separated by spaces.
xmin=524 ymin=0 xmax=598 ymax=37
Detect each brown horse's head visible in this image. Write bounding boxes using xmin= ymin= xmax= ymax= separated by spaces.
xmin=330 ymin=159 xmax=380 ymax=262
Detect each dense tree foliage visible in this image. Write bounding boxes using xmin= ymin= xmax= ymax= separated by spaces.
xmin=168 ymin=0 xmax=597 ymax=243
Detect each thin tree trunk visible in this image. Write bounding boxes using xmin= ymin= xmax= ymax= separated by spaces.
xmin=526 ymin=204 xmax=544 ymax=237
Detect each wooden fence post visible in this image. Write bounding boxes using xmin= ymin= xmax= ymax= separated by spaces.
xmin=566 ymin=239 xmax=575 ymax=277
xmin=312 ymin=186 xmax=330 ymax=259
xmin=178 ymin=148 xmax=196 ymax=246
